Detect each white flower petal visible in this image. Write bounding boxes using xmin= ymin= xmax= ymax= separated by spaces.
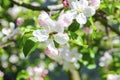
xmin=38 ymin=11 xmax=55 ymax=32
xmin=83 ymin=6 xmax=95 ymax=17
xmin=55 ymin=23 xmax=64 ymax=33
xmin=79 ymin=0 xmax=88 ymax=8
xmin=69 ymin=1 xmax=78 ymax=9
xmin=76 ymin=13 xmax=87 ymax=24
xmin=55 ymin=11 xmax=73 ymax=32
xmin=89 ymin=0 xmax=100 ymax=9
xmin=45 ymin=42 xmax=59 ymax=60
xmin=54 ymin=33 xmax=69 ymax=45
xmin=33 ymin=29 xmax=49 ymax=42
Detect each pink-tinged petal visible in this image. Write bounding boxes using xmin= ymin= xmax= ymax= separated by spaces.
xmin=89 ymin=0 xmax=100 ymax=9
xmin=45 ymin=42 xmax=59 ymax=60
xmin=76 ymin=13 xmax=87 ymax=24
xmin=45 ymin=46 xmax=58 ymax=56
xmin=33 ymin=29 xmax=49 ymax=42
xmin=38 ymin=11 xmax=49 ymax=27
xmin=57 ymin=11 xmax=73 ymax=29
xmin=83 ymin=6 xmax=95 ymax=17
xmin=28 ymin=77 xmax=33 ymax=80
xmin=54 ymin=33 xmax=69 ymax=45
xmin=40 ymin=77 xmax=44 ymax=80
xmin=38 ymin=11 xmax=55 ymax=30
xmin=41 ymin=70 xmax=48 ymax=77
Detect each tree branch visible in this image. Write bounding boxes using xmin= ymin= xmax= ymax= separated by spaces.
xmin=95 ymin=10 xmax=120 ymax=36
xmin=10 ymin=0 xmax=63 ymax=11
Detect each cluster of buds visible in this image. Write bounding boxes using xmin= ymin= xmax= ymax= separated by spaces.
xmin=27 ymin=66 xmax=48 ymax=80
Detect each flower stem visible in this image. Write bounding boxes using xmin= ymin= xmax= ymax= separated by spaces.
xmin=69 ymin=70 xmax=80 ymax=80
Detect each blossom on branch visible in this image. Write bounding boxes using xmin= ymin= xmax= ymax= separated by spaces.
xmin=67 ymin=0 xmax=100 ymax=24
xmin=33 ymin=11 xmax=71 ymax=45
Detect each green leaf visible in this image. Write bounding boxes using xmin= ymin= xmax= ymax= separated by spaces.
xmin=68 ymin=20 xmax=80 ymax=32
xmin=51 ymin=11 xmax=60 ymax=20
xmin=90 ymin=49 xmax=95 ymax=58
xmin=70 ymin=36 xmax=83 ymax=46
xmin=89 ymin=17 xmax=97 ymax=30
xmin=22 ymin=32 xmax=33 ymax=45
xmin=1 ymin=0 xmax=11 ymax=9
xmin=69 ymin=31 xmax=78 ymax=40
xmin=87 ymin=64 xmax=96 ymax=69
xmin=16 ymin=70 xmax=29 ymax=80
xmin=23 ymin=37 xmax=39 ymax=57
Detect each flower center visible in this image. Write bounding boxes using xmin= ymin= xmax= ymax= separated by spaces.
xmin=49 ymin=32 xmax=57 ymax=38
xmin=77 ymin=8 xmax=83 ymax=13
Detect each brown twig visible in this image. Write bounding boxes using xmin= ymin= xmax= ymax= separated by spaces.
xmin=10 ymin=0 xmax=63 ymax=11
xmin=94 ymin=10 xmax=120 ymax=36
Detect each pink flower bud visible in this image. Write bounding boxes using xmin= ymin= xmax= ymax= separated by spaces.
xmin=62 ymin=0 xmax=69 ymax=7
xmin=16 ymin=18 xmax=24 ymax=26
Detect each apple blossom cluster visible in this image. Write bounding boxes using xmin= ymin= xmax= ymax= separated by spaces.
xmin=0 ymin=21 xmax=20 ymax=43
xmin=32 ymin=0 xmax=100 ymax=71
xmin=45 ymin=44 xmax=82 ymax=71
xmin=99 ymin=52 xmax=112 ymax=67
xmin=63 ymin=0 xmax=100 ymax=24
xmin=27 ymin=66 xmax=48 ymax=80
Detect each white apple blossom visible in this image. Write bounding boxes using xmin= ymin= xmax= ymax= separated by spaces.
xmin=107 ymin=74 xmax=120 ymax=80
xmin=59 ymin=46 xmax=82 ymax=63
xmin=68 ymin=0 xmax=100 ymax=24
xmin=45 ymin=44 xmax=82 ymax=71
xmin=99 ymin=52 xmax=112 ymax=67
xmin=33 ymin=11 xmax=71 ymax=45
xmin=59 ymin=45 xmax=82 ymax=71
xmin=8 ymin=6 xmax=22 ymax=19
xmin=33 ymin=11 xmax=73 ymax=59
xmin=45 ymin=40 xmax=59 ymax=60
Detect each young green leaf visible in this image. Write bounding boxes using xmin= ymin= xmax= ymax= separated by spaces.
xmin=68 ymin=20 xmax=80 ymax=32
xmin=23 ymin=37 xmax=39 ymax=57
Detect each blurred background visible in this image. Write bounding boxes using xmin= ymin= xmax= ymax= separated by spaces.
xmin=0 ymin=0 xmax=120 ymax=80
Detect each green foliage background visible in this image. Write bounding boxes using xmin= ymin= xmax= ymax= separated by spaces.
xmin=0 ymin=0 xmax=120 ymax=80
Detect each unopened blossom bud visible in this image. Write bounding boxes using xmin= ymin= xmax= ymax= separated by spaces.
xmin=84 ymin=27 xmax=93 ymax=34
xmin=62 ymin=0 xmax=69 ymax=7
xmin=16 ymin=18 xmax=24 ymax=26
